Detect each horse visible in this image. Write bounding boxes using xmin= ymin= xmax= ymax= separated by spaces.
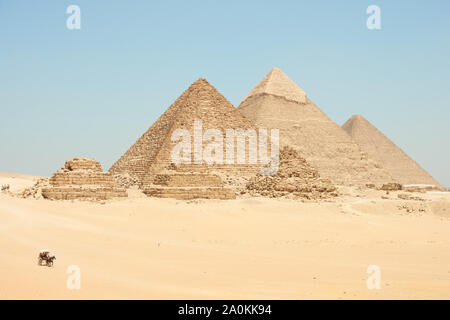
xmin=46 ymin=256 xmax=56 ymax=267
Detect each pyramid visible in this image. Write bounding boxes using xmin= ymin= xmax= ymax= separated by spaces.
xmin=238 ymin=67 xmax=393 ymax=185
xmin=109 ymin=78 xmax=262 ymax=191
xmin=42 ymin=158 xmax=127 ymax=200
xmin=342 ymin=114 xmax=441 ymax=187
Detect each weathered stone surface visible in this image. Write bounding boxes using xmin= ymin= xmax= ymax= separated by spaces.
xmin=42 ymin=158 xmax=127 ymax=201
xmin=153 ymin=173 xmax=222 ymax=187
xmin=143 ymin=170 xmax=235 ymax=200
xmin=112 ymin=173 xmax=139 ymax=189
xmin=64 ymin=158 xmax=102 ymax=172
xmin=143 ymin=186 xmax=236 ymax=200
xmin=50 ymin=172 xmax=115 ymax=187
xmin=403 ymin=184 xmax=443 ymax=192
xmin=397 ymin=193 xmax=425 ymax=201
xmin=42 ymin=187 xmax=127 ymax=200
xmin=380 ymin=183 xmax=403 ymax=191
xmin=21 ymin=178 xmax=50 ymax=199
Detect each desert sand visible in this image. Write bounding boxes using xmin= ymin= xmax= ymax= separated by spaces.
xmin=1 ymin=172 xmax=449 ymax=299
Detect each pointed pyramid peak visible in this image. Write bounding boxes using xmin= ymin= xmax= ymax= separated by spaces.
xmin=267 ymin=67 xmax=283 ymax=74
xmin=187 ymin=78 xmax=214 ymax=90
xmin=192 ymin=77 xmax=209 ymax=85
xmin=349 ymin=114 xmax=369 ymax=122
xmin=180 ymin=78 xmax=227 ymax=103
xmin=242 ymin=67 xmax=307 ymax=104
xmin=343 ymin=114 xmax=376 ymax=134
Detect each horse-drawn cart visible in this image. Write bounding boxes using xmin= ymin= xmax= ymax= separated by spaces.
xmin=38 ymin=250 xmax=56 ymax=267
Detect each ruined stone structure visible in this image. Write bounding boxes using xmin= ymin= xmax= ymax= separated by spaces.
xmin=109 ymin=78 xmax=270 ymax=199
xmin=42 ymin=158 xmax=127 ymax=200
xmin=245 ymin=146 xmax=338 ymax=199
xmin=342 ymin=114 xmax=441 ymax=187
xmin=143 ymin=172 xmax=236 ymax=200
xmin=238 ymin=67 xmax=393 ymax=186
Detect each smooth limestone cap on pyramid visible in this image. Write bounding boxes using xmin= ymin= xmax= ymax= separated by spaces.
xmin=342 ymin=114 xmax=441 ymax=187
xmin=238 ymin=67 xmax=393 ymax=186
xmin=242 ymin=67 xmax=308 ymax=104
xmin=109 ymin=78 xmax=261 ymax=186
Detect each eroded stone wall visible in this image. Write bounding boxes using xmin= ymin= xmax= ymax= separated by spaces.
xmin=42 ymin=158 xmax=127 ymax=201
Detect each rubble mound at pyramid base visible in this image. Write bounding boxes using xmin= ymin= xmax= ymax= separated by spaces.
xmin=112 ymin=173 xmax=140 ymax=189
xmin=42 ymin=158 xmax=127 ymax=201
xmin=143 ymin=171 xmax=235 ymax=200
xmin=21 ymin=178 xmax=50 ymax=199
xmin=245 ymin=147 xmax=338 ymax=200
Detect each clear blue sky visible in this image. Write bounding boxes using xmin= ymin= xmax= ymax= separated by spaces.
xmin=1 ymin=0 xmax=449 ymax=187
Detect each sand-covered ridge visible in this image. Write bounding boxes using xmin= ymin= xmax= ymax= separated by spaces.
xmin=1 ymin=172 xmax=449 ymax=299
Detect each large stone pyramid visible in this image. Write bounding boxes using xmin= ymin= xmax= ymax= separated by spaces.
xmin=342 ymin=114 xmax=441 ymax=187
xmin=109 ymin=78 xmax=261 ymax=188
xmin=238 ymin=67 xmax=393 ymax=185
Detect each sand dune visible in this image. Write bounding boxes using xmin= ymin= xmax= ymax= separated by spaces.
xmin=0 ymin=172 xmax=43 ymax=193
xmin=1 ymin=173 xmax=449 ymax=299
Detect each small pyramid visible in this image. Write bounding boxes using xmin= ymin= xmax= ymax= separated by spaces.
xmin=110 ymin=78 xmax=260 ymax=187
xmin=342 ymin=114 xmax=441 ymax=187
xmin=42 ymin=158 xmax=127 ymax=200
xmin=238 ymin=68 xmax=393 ymax=185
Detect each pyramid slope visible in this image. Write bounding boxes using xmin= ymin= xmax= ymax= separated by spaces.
xmin=110 ymin=78 xmax=260 ymax=185
xmin=238 ymin=68 xmax=393 ymax=185
xmin=342 ymin=115 xmax=441 ymax=187
xmin=242 ymin=67 xmax=307 ymax=104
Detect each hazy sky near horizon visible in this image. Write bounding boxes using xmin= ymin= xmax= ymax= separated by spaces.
xmin=1 ymin=1 xmax=449 ymax=187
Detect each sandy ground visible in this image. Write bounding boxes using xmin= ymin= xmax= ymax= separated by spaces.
xmin=0 ymin=172 xmax=449 ymax=299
